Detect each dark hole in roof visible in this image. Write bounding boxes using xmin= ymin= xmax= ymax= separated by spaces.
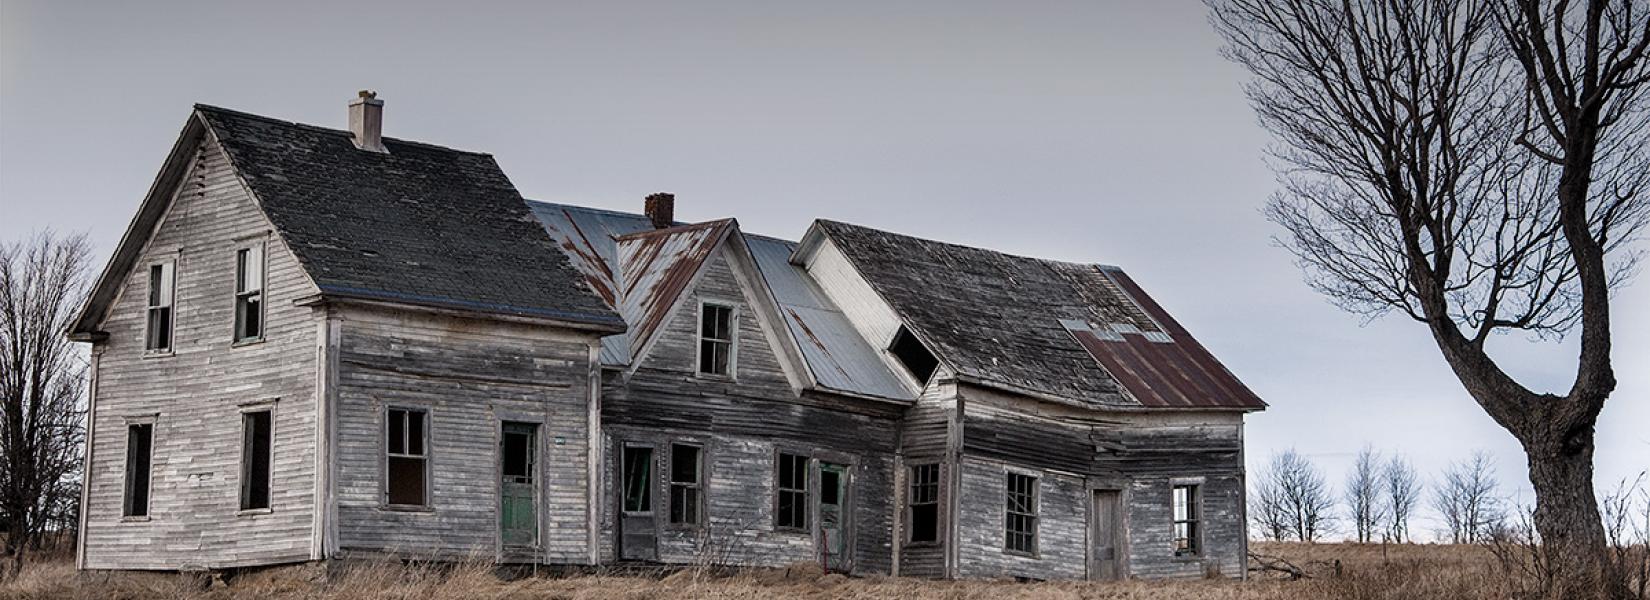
xmin=889 ymin=326 xmax=938 ymax=385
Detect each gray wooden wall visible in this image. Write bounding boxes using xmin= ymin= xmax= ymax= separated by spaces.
xmin=81 ymin=135 xmax=321 ymax=570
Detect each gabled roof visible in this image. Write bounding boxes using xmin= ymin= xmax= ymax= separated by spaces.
xmin=812 ymin=220 xmax=1264 ymax=411
xmin=615 ymin=220 xmax=735 ymax=362
xmin=72 ymin=105 xmax=622 ymax=337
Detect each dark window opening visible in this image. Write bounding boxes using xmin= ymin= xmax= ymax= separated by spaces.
xmin=124 ymin=423 xmax=154 ymax=517
xmin=908 ymin=464 xmax=940 ymax=544
xmin=145 ymin=263 xmax=174 ymax=352
xmin=241 ymin=410 xmax=272 ymax=510
xmin=1173 ymin=484 xmax=1200 ymax=556
xmin=889 ymin=326 xmax=937 ymax=384
xmin=1005 ymin=473 xmax=1038 ymax=554
xmin=820 ymin=470 xmax=840 ymax=505
xmin=622 ymin=446 xmax=653 ymax=513
xmin=776 ymin=452 xmax=809 ymax=530
xmin=698 ymin=304 xmax=734 ymax=376
xmin=234 ymin=245 xmax=265 ymax=342
xmin=386 ymin=408 xmax=428 ymax=507
xmin=502 ymin=424 xmax=535 ymax=483
xmin=669 ymin=444 xmax=702 ymax=525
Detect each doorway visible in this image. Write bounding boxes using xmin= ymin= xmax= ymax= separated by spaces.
xmin=818 ymin=462 xmax=851 ymax=572
xmin=499 ymin=422 xmax=538 ymax=549
xmin=618 ymin=444 xmax=657 ymax=561
xmin=1090 ymin=489 xmax=1124 ymax=580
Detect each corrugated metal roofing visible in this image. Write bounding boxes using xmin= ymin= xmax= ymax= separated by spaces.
xmin=528 ymin=202 xmax=659 ymax=363
xmin=746 ymin=235 xmax=914 ymax=401
xmin=615 ymin=221 xmax=733 ymax=361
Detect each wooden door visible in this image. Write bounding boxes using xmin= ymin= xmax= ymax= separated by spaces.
xmin=818 ymin=463 xmax=851 ymax=572
xmin=618 ymin=445 xmax=657 ymax=561
xmin=1090 ymin=490 xmax=1123 ymax=580
xmin=499 ymin=422 xmax=538 ymax=548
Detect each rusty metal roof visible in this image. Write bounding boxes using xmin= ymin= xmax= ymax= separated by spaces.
xmin=615 ymin=220 xmax=734 ymax=362
xmin=528 ymin=202 xmax=660 ymax=363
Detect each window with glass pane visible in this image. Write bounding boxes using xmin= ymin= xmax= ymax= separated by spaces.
xmin=124 ymin=423 xmax=154 ymax=517
xmin=1004 ymin=473 xmax=1038 ymax=554
xmin=1173 ymin=484 xmax=1200 ymax=556
xmin=241 ymin=410 xmax=272 ymax=510
xmin=145 ymin=262 xmax=174 ymax=351
xmin=698 ymin=303 xmax=733 ymax=376
xmin=669 ymin=444 xmax=702 ymax=525
xmin=776 ymin=453 xmax=808 ymax=530
xmin=909 ymin=464 xmax=940 ymax=543
xmin=622 ymin=446 xmax=653 ymax=513
xmin=386 ymin=408 xmax=428 ymax=507
xmin=234 ymin=244 xmax=264 ymax=342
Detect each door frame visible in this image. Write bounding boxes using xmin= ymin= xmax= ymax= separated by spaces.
xmin=817 ymin=460 xmax=854 ymax=573
xmin=1087 ymin=485 xmax=1128 ymax=580
xmin=495 ymin=417 xmax=544 ymax=559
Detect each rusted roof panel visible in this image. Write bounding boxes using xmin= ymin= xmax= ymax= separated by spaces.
xmin=616 ymin=220 xmax=733 ymax=361
xmin=746 ymin=235 xmax=914 ymax=401
xmin=527 ymin=202 xmax=660 ymax=364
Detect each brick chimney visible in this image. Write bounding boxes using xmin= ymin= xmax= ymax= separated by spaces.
xmin=644 ymin=193 xmax=675 ymax=229
xmin=349 ymin=90 xmax=387 ymax=153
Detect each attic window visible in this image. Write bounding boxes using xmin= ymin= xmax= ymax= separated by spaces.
xmin=889 ymin=326 xmax=938 ymax=384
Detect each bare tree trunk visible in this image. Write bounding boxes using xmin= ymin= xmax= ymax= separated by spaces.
xmin=1525 ymin=423 xmax=1616 ymax=598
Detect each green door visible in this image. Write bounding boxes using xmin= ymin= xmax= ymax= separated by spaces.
xmin=500 ymin=422 xmax=537 ymax=548
xmin=819 ymin=463 xmax=850 ymax=572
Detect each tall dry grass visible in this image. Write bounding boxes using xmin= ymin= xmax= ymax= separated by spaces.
xmin=0 ymin=542 xmax=1555 ymax=600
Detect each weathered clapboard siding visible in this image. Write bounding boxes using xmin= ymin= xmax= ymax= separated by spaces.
xmin=953 ymin=457 xmax=1088 ymax=581
xmin=331 ymin=306 xmax=600 ymax=563
xmin=81 ymin=135 xmax=322 ymax=570
xmin=597 ymin=248 xmax=902 ymax=574
xmin=895 ymin=375 xmax=957 ymax=578
xmin=1124 ymin=474 xmax=1245 ymax=578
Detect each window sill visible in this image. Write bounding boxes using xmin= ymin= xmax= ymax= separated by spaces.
xmin=231 ymin=337 xmax=266 ymax=348
xmin=237 ymin=508 xmax=273 ymax=517
xmin=121 ymin=516 xmax=151 ymax=523
xmin=142 ymin=351 xmax=175 ymax=359
xmin=379 ymin=505 xmax=435 ymax=513
xmin=693 ymin=372 xmax=737 ymax=382
xmin=904 ymin=541 xmax=941 ymax=549
xmin=774 ymin=526 xmax=810 ymax=535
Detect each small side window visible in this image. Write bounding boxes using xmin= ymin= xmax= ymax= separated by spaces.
xmin=889 ymin=326 xmax=937 ymax=384
xmin=776 ymin=453 xmax=809 ymax=530
xmin=1173 ymin=484 xmax=1201 ymax=556
xmin=145 ymin=262 xmax=175 ymax=352
xmin=698 ymin=303 xmax=735 ymax=376
xmin=240 ymin=410 xmax=273 ymax=510
xmin=908 ymin=463 xmax=940 ymax=544
xmin=386 ymin=408 xmax=429 ymax=507
xmin=668 ymin=444 xmax=703 ymax=525
xmin=124 ymin=423 xmax=155 ymax=517
xmin=234 ymin=244 xmax=265 ymax=342
xmin=1005 ymin=472 xmax=1038 ymax=555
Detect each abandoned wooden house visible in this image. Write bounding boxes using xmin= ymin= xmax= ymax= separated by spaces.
xmin=69 ymin=94 xmax=1266 ymax=581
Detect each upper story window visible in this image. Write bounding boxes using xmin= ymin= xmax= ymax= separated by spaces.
xmin=145 ymin=262 xmax=175 ymax=352
xmin=698 ymin=302 xmax=735 ymax=376
xmin=889 ymin=326 xmax=938 ymax=384
xmin=1004 ymin=472 xmax=1039 ymax=555
xmin=1173 ymin=483 xmax=1201 ymax=556
xmin=234 ymin=243 xmax=265 ymax=342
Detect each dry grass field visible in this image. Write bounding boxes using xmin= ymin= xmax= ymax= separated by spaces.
xmin=0 ymin=542 xmax=1578 ymax=600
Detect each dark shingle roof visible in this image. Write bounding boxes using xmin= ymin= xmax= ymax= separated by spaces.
xmin=195 ymin=105 xmax=621 ymax=328
xmin=817 ymin=220 xmax=1263 ymax=411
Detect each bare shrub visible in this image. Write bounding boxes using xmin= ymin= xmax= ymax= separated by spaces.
xmin=1383 ymin=455 xmax=1423 ymax=544
xmin=1434 ymin=451 xmax=1505 ymax=544
xmin=1253 ymin=449 xmax=1337 ymax=542
xmin=1344 ymin=446 xmax=1386 ymax=543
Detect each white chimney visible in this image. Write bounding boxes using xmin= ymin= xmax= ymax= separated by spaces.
xmin=348 ymin=90 xmax=387 ymax=153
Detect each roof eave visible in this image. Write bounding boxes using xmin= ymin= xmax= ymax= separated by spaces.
xmin=302 ymin=287 xmax=627 ymax=334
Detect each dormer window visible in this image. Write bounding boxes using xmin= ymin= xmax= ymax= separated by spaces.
xmin=889 ymin=326 xmax=937 ymax=384
xmin=234 ymin=243 xmax=265 ymax=343
xmin=698 ymin=302 xmax=735 ymax=376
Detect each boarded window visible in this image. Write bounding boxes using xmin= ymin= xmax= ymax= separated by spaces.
xmin=776 ymin=453 xmax=809 ymax=530
xmin=386 ymin=408 xmax=428 ymax=507
xmin=240 ymin=410 xmax=272 ymax=510
xmin=1005 ymin=473 xmax=1038 ymax=554
xmin=698 ymin=303 xmax=734 ymax=376
xmin=123 ymin=423 xmax=154 ymax=517
xmin=1173 ymin=484 xmax=1200 ymax=556
xmin=145 ymin=262 xmax=174 ymax=352
xmin=622 ymin=446 xmax=653 ymax=513
xmin=668 ymin=444 xmax=702 ymax=525
xmin=889 ymin=326 xmax=937 ymax=384
xmin=234 ymin=244 xmax=265 ymax=342
xmin=908 ymin=463 xmax=940 ymax=544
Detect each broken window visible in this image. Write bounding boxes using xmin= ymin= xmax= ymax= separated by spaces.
xmin=889 ymin=326 xmax=937 ymax=384
xmin=698 ymin=303 xmax=734 ymax=376
xmin=1173 ymin=484 xmax=1200 ymax=556
xmin=776 ymin=452 xmax=809 ymax=530
xmin=622 ymin=446 xmax=654 ymax=513
xmin=234 ymin=244 xmax=265 ymax=342
xmin=386 ymin=408 xmax=428 ymax=507
xmin=908 ymin=463 xmax=940 ymax=544
xmin=123 ymin=423 xmax=154 ymax=517
xmin=145 ymin=262 xmax=175 ymax=352
xmin=240 ymin=410 xmax=272 ymax=511
xmin=1004 ymin=472 xmax=1038 ymax=554
xmin=668 ymin=444 xmax=702 ymax=525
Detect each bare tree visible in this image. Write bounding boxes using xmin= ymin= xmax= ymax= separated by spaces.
xmin=1254 ymin=449 xmax=1338 ymax=542
xmin=1251 ymin=478 xmax=1293 ymax=541
xmin=1209 ymin=0 xmax=1650 ymax=594
xmin=1384 ymin=455 xmax=1425 ymax=543
xmin=1345 ymin=445 xmax=1386 ymax=542
xmin=1434 ymin=451 xmax=1507 ymax=544
xmin=0 ymin=232 xmax=90 ymax=579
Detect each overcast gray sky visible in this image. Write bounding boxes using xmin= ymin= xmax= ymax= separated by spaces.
xmin=3 ymin=0 xmax=1645 ymax=540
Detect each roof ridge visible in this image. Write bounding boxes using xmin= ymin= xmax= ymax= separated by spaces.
xmin=816 ymin=219 xmax=1123 ymax=272
xmin=192 ymin=103 xmax=494 ymax=156
xmin=614 ymin=218 xmax=736 ymax=241
xmin=525 ymin=199 xmax=647 ymax=219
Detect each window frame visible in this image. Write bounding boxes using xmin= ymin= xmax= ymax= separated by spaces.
xmin=238 ymin=401 xmax=277 ymax=514
xmin=667 ymin=442 xmax=705 ymax=527
xmin=906 ymin=463 xmax=941 ymax=546
xmin=232 ymin=241 xmax=267 ymax=345
xmin=774 ymin=451 xmax=810 ymax=532
xmin=121 ymin=415 xmax=158 ymax=520
xmin=1004 ymin=471 xmax=1040 ymax=556
xmin=694 ymin=300 xmax=738 ymax=378
xmin=144 ymin=260 xmax=176 ymax=354
xmin=1172 ymin=482 xmax=1202 ymax=557
xmin=383 ymin=406 xmax=432 ymax=510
